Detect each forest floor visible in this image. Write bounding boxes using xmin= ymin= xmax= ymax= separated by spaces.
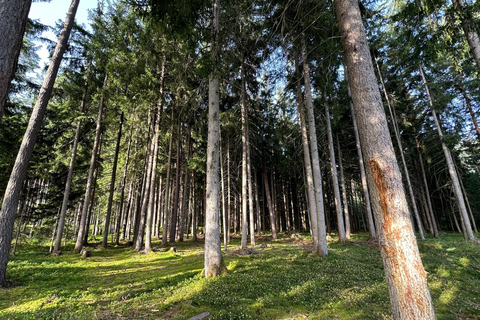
xmin=1 ymin=232 xmax=479 ymax=320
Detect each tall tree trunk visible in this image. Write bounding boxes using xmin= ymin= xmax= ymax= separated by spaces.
xmin=240 ymin=61 xmax=248 ymax=249
xmin=349 ymin=93 xmax=376 ymax=239
xmin=335 ymin=0 xmax=436 ymax=317
xmin=419 ymin=64 xmax=477 ymax=242
xmin=247 ymin=124 xmax=255 ymax=245
xmin=116 ymin=117 xmax=135 ymax=245
xmin=376 ymin=60 xmax=425 ymax=240
xmin=336 ymin=135 xmax=351 ymax=239
xmin=301 ymin=36 xmax=328 ymax=254
xmin=102 ymin=112 xmax=124 ymax=248
xmin=74 ymin=72 xmax=107 ymax=253
xmin=263 ymin=165 xmax=277 ymax=239
xmin=179 ymin=123 xmax=191 ymax=242
xmin=325 ymin=103 xmax=347 ymax=242
xmin=294 ymin=50 xmax=322 ymax=254
xmin=415 ymin=137 xmax=439 ymax=237
xmin=452 ymin=0 xmax=480 ymax=69
xmin=54 ymin=76 xmax=88 ymax=254
xmin=0 ymin=0 xmax=33 ymax=121
xmin=0 ymin=0 xmax=80 ymax=285
xmin=220 ymin=136 xmax=228 ymax=250
xmin=204 ymin=0 xmax=225 ymax=278
xmin=162 ymin=117 xmax=174 ymax=245
xmin=169 ymin=122 xmax=182 ymax=243
xmin=145 ymin=59 xmax=166 ymax=253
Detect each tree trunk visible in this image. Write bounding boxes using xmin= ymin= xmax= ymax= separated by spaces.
xmin=162 ymin=118 xmax=174 ymax=245
xmin=325 ymin=103 xmax=347 ymax=242
xmin=294 ymin=49 xmax=321 ymax=254
xmin=102 ymin=112 xmax=124 ymax=248
xmin=376 ymin=59 xmax=425 ymax=240
xmin=54 ymin=76 xmax=88 ymax=253
xmin=263 ymin=165 xmax=277 ymax=239
xmin=240 ymin=60 xmax=248 ymax=249
xmin=336 ymin=135 xmax=351 ymax=239
xmin=335 ymin=0 xmax=436 ymax=317
xmin=349 ymin=94 xmax=376 ymax=239
xmin=247 ymin=125 xmax=255 ymax=245
xmin=453 ymin=0 xmax=480 ymax=69
xmin=169 ymin=122 xmax=182 ymax=243
xmin=0 ymin=0 xmax=33 ymax=121
xmin=419 ymin=64 xmax=477 ymax=242
xmin=179 ymin=123 xmax=191 ymax=242
xmin=301 ymin=36 xmax=328 ymax=254
xmin=415 ymin=137 xmax=439 ymax=237
xmin=204 ymin=0 xmax=225 ymax=278
xmin=74 ymin=71 xmax=107 ymax=253
xmin=220 ymin=136 xmax=228 ymax=250
xmin=0 ymin=0 xmax=79 ymax=285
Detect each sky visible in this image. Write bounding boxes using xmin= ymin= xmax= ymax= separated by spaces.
xmin=29 ymin=0 xmax=99 ymax=66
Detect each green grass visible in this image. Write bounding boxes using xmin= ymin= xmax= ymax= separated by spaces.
xmin=0 ymin=232 xmax=479 ymax=319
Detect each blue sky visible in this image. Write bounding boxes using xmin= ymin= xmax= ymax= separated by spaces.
xmin=29 ymin=0 xmax=99 ymax=66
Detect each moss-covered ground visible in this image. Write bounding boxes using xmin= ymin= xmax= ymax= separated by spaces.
xmin=1 ymin=232 xmax=479 ymax=319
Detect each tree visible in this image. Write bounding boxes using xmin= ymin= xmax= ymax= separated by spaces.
xmin=0 ymin=0 xmax=80 ymax=286
xmin=204 ymin=0 xmax=226 ymax=278
xmin=0 ymin=0 xmax=33 ymax=122
xmin=334 ymin=0 xmax=436 ymax=317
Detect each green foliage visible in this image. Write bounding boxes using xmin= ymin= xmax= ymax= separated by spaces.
xmin=2 ymin=233 xmax=480 ymax=319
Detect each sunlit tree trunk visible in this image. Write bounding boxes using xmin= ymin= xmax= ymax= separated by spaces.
xmin=247 ymin=127 xmax=255 ymax=245
xmin=263 ymin=165 xmax=277 ymax=239
xmin=0 ymin=0 xmax=32 ymax=121
xmin=179 ymin=123 xmax=191 ymax=242
xmin=335 ymin=0 xmax=436 ymax=317
xmin=162 ymin=116 xmax=174 ymax=245
xmin=204 ymin=0 xmax=226 ymax=277
xmin=169 ymin=123 xmax=182 ymax=243
xmin=240 ymin=61 xmax=248 ymax=249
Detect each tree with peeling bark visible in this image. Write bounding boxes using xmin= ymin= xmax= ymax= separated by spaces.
xmin=334 ymin=0 xmax=436 ymax=318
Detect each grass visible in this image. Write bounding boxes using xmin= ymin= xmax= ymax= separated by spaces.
xmin=0 ymin=232 xmax=479 ymax=319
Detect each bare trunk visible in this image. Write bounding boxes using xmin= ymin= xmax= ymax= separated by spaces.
xmin=54 ymin=78 xmax=87 ymax=253
xmin=263 ymin=165 xmax=277 ymax=239
xmin=420 ymin=65 xmax=477 ymax=242
xmin=74 ymin=72 xmax=107 ymax=253
xmin=349 ymin=94 xmax=376 ymax=239
xmin=169 ymin=123 xmax=182 ymax=243
xmin=325 ymin=103 xmax=347 ymax=242
xmin=301 ymin=36 xmax=328 ymax=255
xmin=376 ymin=60 xmax=425 ymax=239
xmin=0 ymin=0 xmax=33 ymax=121
xmin=0 ymin=0 xmax=80 ymax=285
xmin=335 ymin=0 xmax=436 ymax=317
xmin=336 ymin=135 xmax=351 ymax=239
xmin=247 ymin=125 xmax=255 ymax=245
xmin=179 ymin=124 xmax=191 ymax=242
xmin=294 ymin=49 xmax=321 ymax=254
xmin=240 ymin=61 xmax=248 ymax=249
xmin=102 ymin=112 xmax=124 ymax=248
xmin=204 ymin=0 xmax=225 ymax=278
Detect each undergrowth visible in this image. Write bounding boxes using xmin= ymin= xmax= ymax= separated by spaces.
xmin=0 ymin=232 xmax=479 ymax=319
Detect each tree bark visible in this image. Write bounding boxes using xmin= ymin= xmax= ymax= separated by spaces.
xmin=0 ymin=0 xmax=33 ymax=121
xmin=452 ymin=0 xmax=480 ymax=69
xmin=204 ymin=0 xmax=226 ymax=278
xmin=294 ymin=49 xmax=322 ymax=254
xmin=419 ymin=64 xmax=477 ymax=242
xmin=325 ymin=103 xmax=347 ymax=241
xmin=335 ymin=0 xmax=436 ymax=317
xmin=74 ymin=71 xmax=107 ymax=253
xmin=349 ymin=92 xmax=376 ymax=239
xmin=169 ymin=122 xmax=182 ymax=243
xmin=240 ymin=60 xmax=248 ymax=249
xmin=102 ymin=112 xmax=124 ymax=248
xmin=301 ymin=36 xmax=328 ymax=254
xmin=0 ymin=0 xmax=80 ymax=285
xmin=54 ymin=75 xmax=88 ymax=253
xmin=263 ymin=165 xmax=277 ymax=239
xmin=162 ymin=117 xmax=174 ymax=245
xmin=336 ymin=134 xmax=351 ymax=239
